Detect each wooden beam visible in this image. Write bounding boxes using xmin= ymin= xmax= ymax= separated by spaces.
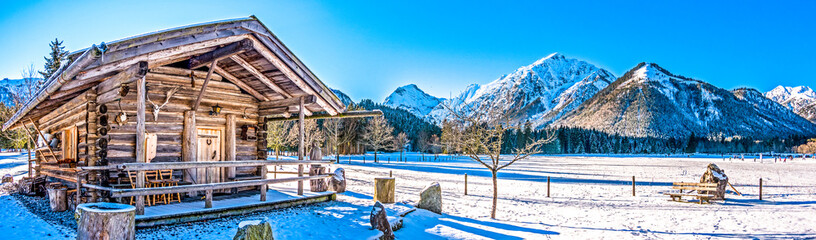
xmin=298 ymin=97 xmax=304 ymax=196
xmin=135 ymin=72 xmax=147 ymax=215
xmin=191 ymin=60 xmax=218 ymax=111
xmin=97 ymin=61 xmax=149 ymax=95
xmin=245 ymin=36 xmax=339 ymax=115
xmin=108 ymin=175 xmax=331 ymax=198
xmin=182 ymin=110 xmax=197 ymax=187
xmin=212 ymin=66 xmax=269 ymax=101
xmin=229 ymin=55 xmax=292 ymax=98
xmin=149 ymin=66 xmax=223 ymax=81
xmin=225 ymin=114 xmax=236 ymax=179
xmin=259 ymin=95 xmax=314 ymax=110
xmin=266 ymin=110 xmax=383 ymax=122
xmin=189 ymin=39 xmax=254 ymax=69
xmin=79 ymin=160 xmax=334 ymax=171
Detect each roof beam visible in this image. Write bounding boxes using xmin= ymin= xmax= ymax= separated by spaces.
xmin=259 ymin=95 xmax=314 ymax=110
xmin=266 ymin=110 xmax=382 ymax=122
xmin=245 ymin=36 xmax=339 ymax=115
xmin=188 ymin=39 xmax=253 ymax=69
xmin=229 ymin=55 xmax=292 ymax=99
xmin=212 ymin=66 xmax=269 ymax=101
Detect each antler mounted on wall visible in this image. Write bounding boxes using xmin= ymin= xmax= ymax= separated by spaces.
xmin=147 ymin=86 xmax=180 ymax=121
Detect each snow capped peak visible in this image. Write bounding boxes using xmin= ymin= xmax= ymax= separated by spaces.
xmin=765 ymin=85 xmax=816 ymax=122
xmin=384 ymin=84 xmax=444 ymax=117
xmin=426 ymin=53 xmax=617 ymax=127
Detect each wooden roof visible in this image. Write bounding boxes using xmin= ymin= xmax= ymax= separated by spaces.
xmin=3 ymin=16 xmax=346 ymax=130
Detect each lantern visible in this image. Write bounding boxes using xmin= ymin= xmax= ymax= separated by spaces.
xmin=210 ymin=104 xmax=223 ymax=116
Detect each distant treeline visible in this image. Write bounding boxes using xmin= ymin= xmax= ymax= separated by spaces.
xmin=502 ymin=125 xmax=813 ymax=154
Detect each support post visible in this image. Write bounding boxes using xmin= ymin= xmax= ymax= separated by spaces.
xmin=135 ymin=75 xmax=146 ymax=215
xmin=759 ymin=178 xmax=763 ymax=200
xmin=182 ymin=110 xmax=197 ymax=196
xmin=260 ymin=165 xmax=267 ymax=201
xmin=547 ymin=176 xmax=551 ymax=198
xmin=27 ymin=142 xmax=32 ymax=178
xmin=76 ymin=172 xmax=83 ymax=206
xmin=205 ymin=189 xmax=213 ymax=208
xmin=225 ymin=114 xmax=236 ymax=179
xmin=389 ymin=170 xmax=392 ymax=178
xmin=632 ymin=176 xmax=636 ymax=196
xmin=297 ymin=97 xmax=304 ymax=196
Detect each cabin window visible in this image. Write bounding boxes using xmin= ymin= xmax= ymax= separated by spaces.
xmin=62 ymin=126 xmax=77 ymax=161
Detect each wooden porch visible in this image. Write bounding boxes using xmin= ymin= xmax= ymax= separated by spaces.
xmin=136 ymin=184 xmax=335 ymax=228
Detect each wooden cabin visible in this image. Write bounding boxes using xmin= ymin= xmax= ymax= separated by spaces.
xmin=3 ymin=16 xmax=379 ymax=217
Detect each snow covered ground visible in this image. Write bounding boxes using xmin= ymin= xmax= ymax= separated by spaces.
xmin=1 ymin=151 xmax=815 ymax=239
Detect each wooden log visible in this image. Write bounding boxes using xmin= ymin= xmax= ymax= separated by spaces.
xmin=189 ymin=39 xmax=253 ymax=69
xmin=191 ymin=60 xmax=217 ymax=111
xmin=182 ymin=110 xmax=197 ymax=191
xmin=229 ymin=55 xmax=292 ymax=98
xmin=759 ymin=178 xmax=763 ymax=200
xmin=632 ymin=176 xmax=636 ymax=197
xmin=76 ymin=202 xmax=136 ymax=240
xmin=135 ymin=73 xmax=147 ymax=215
xmin=149 ymin=66 xmax=223 ymax=81
xmin=205 ymin=189 xmax=213 ymax=208
xmin=226 ymin=114 xmax=237 ymax=179
xmin=464 ymin=173 xmax=467 ymax=196
xmin=374 ymin=177 xmax=396 ymax=203
xmin=107 ymin=175 xmax=331 ymax=198
xmin=297 ymin=97 xmax=304 ymax=196
xmin=266 ymin=110 xmax=382 ymax=121
xmin=212 ymin=66 xmax=268 ymax=101
xmin=259 ymin=96 xmax=315 ymax=111
xmin=46 ymin=183 xmax=68 ymax=212
xmin=79 ymin=160 xmax=333 ymax=171
xmin=309 ymin=164 xmax=327 ymax=192
xmin=260 ymin=165 xmax=267 ymax=201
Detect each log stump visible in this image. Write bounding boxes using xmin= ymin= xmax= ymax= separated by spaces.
xmin=46 ymin=182 xmax=67 ymax=212
xmin=76 ymin=202 xmax=136 ymax=240
xmin=309 ymin=164 xmax=328 ymax=192
xmin=374 ymin=178 xmax=395 ymax=203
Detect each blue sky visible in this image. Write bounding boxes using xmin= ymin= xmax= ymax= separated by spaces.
xmin=1 ymin=0 xmax=814 ymax=101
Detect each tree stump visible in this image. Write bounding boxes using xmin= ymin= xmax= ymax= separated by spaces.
xmin=76 ymin=202 xmax=136 ymax=240
xmin=19 ymin=176 xmax=46 ymax=196
xmin=46 ymin=183 xmax=67 ymax=212
xmin=309 ymin=164 xmax=328 ymax=192
xmin=1 ymin=174 xmax=12 ymax=183
xmin=328 ymin=168 xmax=346 ymax=193
xmin=374 ymin=178 xmax=395 ymax=203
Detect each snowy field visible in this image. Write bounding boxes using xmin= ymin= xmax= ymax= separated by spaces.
xmin=1 ymin=151 xmax=815 ymax=239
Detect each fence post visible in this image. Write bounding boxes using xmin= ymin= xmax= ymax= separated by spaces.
xmin=547 ymin=176 xmax=551 ymax=198
xmin=389 ymin=170 xmax=392 ymax=178
xmin=632 ymin=176 xmax=636 ymax=196
xmin=759 ymin=178 xmax=763 ymax=200
xmin=464 ymin=173 xmax=468 ymax=195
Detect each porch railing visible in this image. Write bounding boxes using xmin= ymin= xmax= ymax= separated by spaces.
xmin=77 ymin=160 xmax=333 ymax=215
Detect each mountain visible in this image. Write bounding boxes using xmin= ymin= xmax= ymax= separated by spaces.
xmin=426 ymin=53 xmax=616 ymax=128
xmin=765 ymin=86 xmax=816 ymax=123
xmin=331 ymin=88 xmax=354 ymax=106
xmin=383 ymin=84 xmax=444 ymax=117
xmin=552 ymin=63 xmax=816 ymax=139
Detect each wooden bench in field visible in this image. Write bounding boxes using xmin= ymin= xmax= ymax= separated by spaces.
xmin=664 ymin=182 xmax=720 ymax=204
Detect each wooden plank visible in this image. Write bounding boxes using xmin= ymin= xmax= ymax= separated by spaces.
xmin=189 ymin=39 xmax=253 ymax=69
xmin=212 ymin=66 xmax=269 ymax=101
xmin=110 ymin=175 xmax=331 ymax=197
xmin=245 ymin=36 xmax=339 ymax=115
xmin=191 ymin=60 xmax=218 ymax=111
xmin=266 ymin=110 xmax=382 ymax=121
xmin=229 ymin=55 xmax=292 ymax=98
xmin=259 ymin=95 xmax=314 ymax=110
xmin=80 ymin=160 xmax=332 ymax=171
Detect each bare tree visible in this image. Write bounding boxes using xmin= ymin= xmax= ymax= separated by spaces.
xmin=393 ymin=132 xmax=408 ymax=161
xmin=286 ymin=119 xmax=323 ymax=156
xmin=267 ymin=120 xmax=290 ymax=160
xmin=362 ymin=116 xmax=395 ymax=162
xmin=443 ymin=94 xmax=556 ymax=219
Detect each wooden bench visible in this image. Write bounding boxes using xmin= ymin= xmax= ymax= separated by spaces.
xmin=664 ymin=182 xmax=720 ymax=204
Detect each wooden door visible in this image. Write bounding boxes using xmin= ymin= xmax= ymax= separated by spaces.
xmin=197 ymin=128 xmax=222 ymax=185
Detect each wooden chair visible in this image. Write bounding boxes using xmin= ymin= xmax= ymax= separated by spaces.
xmin=128 ymin=171 xmax=153 ymax=206
xmin=159 ymin=169 xmax=181 ymax=203
xmin=145 ymin=170 xmax=164 ymax=204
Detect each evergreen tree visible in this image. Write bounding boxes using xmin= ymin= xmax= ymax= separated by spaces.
xmin=39 ymin=38 xmax=69 ymax=81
